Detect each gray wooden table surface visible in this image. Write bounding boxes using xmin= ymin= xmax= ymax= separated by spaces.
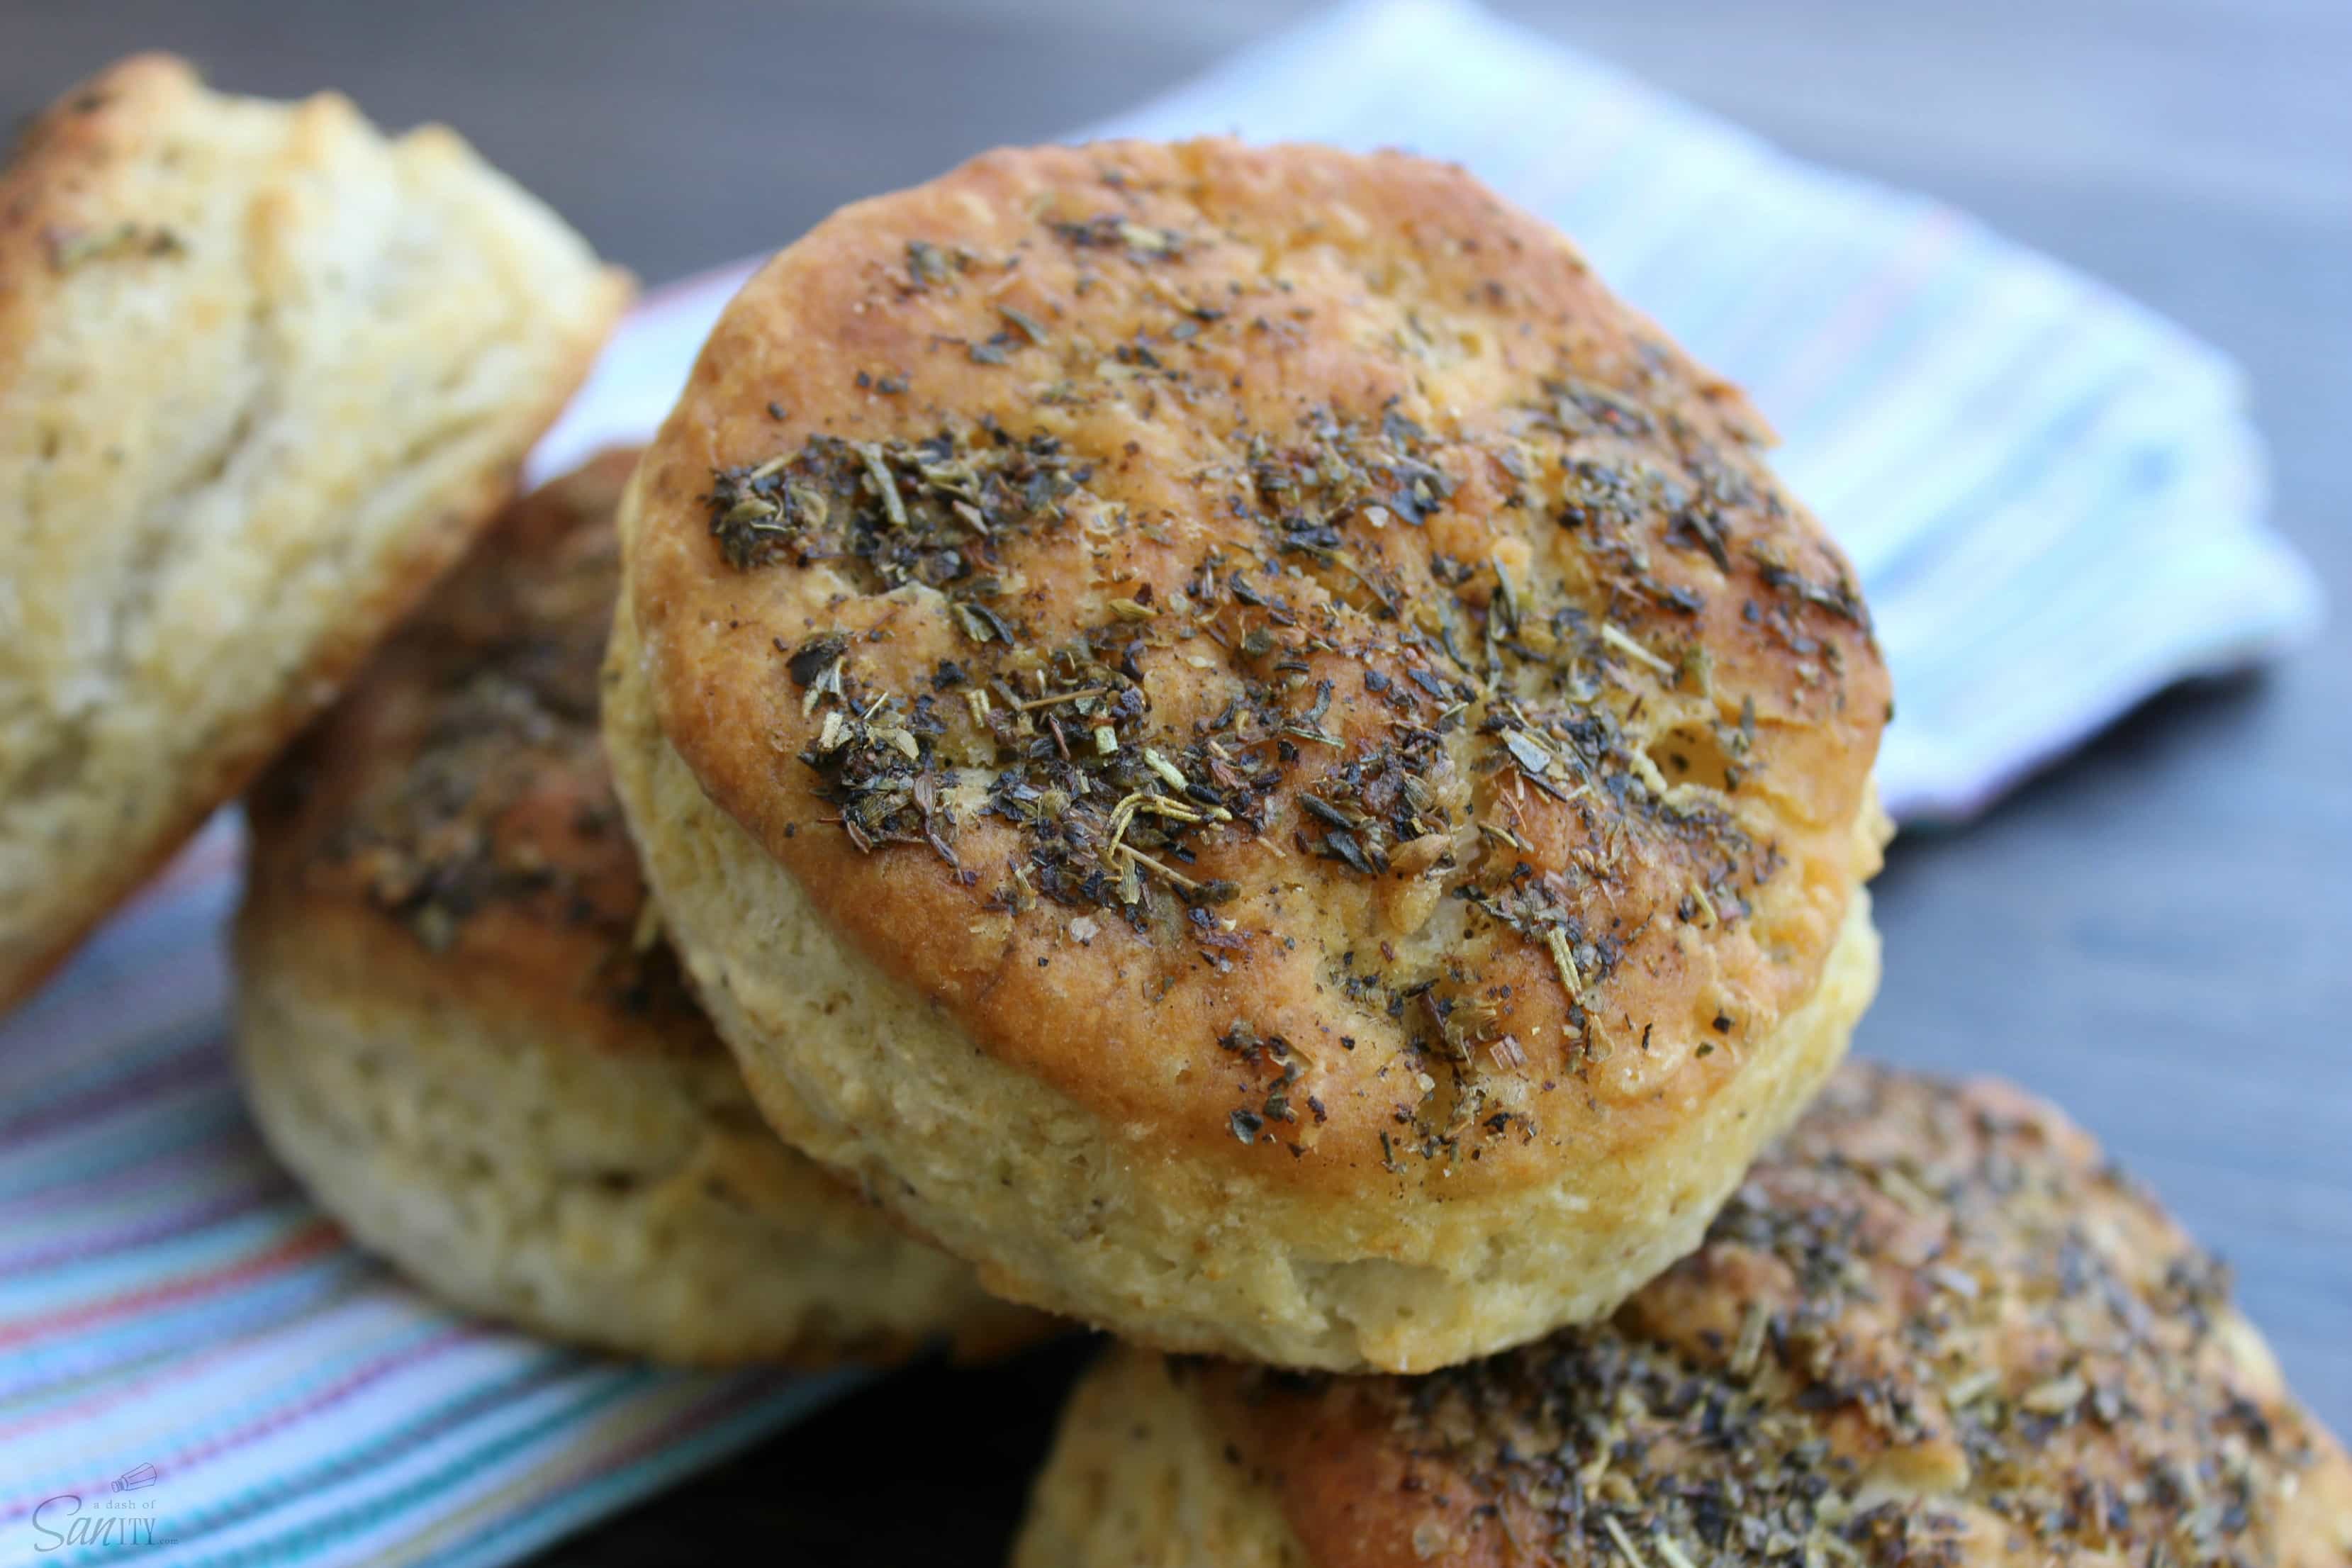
xmin=9 ymin=0 xmax=2346 ymax=1559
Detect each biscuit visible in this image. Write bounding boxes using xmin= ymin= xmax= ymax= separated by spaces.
xmin=235 ymin=452 xmax=1044 ymax=1365
xmin=1015 ymin=1063 xmax=2352 ymax=1567
xmin=609 ymin=139 xmax=1890 ymax=1369
xmin=0 ymin=55 xmax=629 ymax=1012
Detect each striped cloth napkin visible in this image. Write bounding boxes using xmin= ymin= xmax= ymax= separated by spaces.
xmin=2 ymin=1 xmax=2319 ymax=1563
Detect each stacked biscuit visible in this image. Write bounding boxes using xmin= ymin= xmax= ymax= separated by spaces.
xmin=235 ymin=451 xmax=1041 ymax=1363
xmin=597 ymin=139 xmax=2352 ymax=1564
xmin=6 ymin=59 xmax=2344 ymax=1567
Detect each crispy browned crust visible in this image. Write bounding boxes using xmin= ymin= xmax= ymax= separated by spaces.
xmin=0 ymin=500 xmax=493 ymax=1017
xmin=0 ymin=55 xmax=626 ymax=1013
xmin=0 ymin=56 xmax=193 ymax=371
xmin=1196 ymin=1063 xmax=2352 ymax=1567
xmin=0 ymin=444 xmax=536 ymax=1016
xmin=627 ymin=138 xmax=1887 ymax=1192
xmin=0 ymin=476 xmax=528 ymax=1017
xmin=240 ymin=450 xmax=693 ymax=1051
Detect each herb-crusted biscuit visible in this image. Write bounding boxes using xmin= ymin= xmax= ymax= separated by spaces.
xmin=607 ymin=139 xmax=1890 ymax=1370
xmin=0 ymin=55 xmax=629 ymax=1012
xmin=1015 ymin=1063 xmax=2352 ymax=1567
xmin=235 ymin=452 xmax=1046 ymax=1365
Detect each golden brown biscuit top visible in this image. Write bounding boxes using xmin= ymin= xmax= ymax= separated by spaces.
xmin=628 ymin=140 xmax=1888 ymax=1182
xmin=244 ymin=449 xmax=700 ymax=1046
xmin=1200 ymin=1064 xmax=2352 ymax=1567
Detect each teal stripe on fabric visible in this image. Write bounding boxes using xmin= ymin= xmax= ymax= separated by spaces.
xmin=1 ymin=1318 xmax=467 ymax=1508
xmin=0 ymin=1296 xmax=423 ymax=1465
xmin=0 ymin=1152 xmax=286 ymax=1260
xmin=1867 ymin=371 xmax=2143 ymax=621
xmin=400 ymin=1374 xmax=867 ymax=1568
xmin=1813 ymin=283 xmax=2119 ymax=546
xmin=0 ymin=1250 xmax=376 ymax=1406
xmin=0 ymin=1199 xmax=318 ymax=1318
xmin=62 ymin=1355 xmax=592 ymax=1568
xmin=0 ymin=1010 xmax=220 ymax=1120
xmin=0 ymin=1094 xmax=249 ymax=1204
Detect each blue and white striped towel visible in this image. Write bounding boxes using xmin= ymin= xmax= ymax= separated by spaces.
xmin=2 ymin=1 xmax=2320 ymax=1563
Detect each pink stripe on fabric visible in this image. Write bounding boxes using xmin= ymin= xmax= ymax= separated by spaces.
xmin=424 ymin=1372 xmax=787 ymax=1562
xmin=0 ymin=1321 xmax=486 ymax=1521
xmin=0 ymin=1139 xmax=235 ymax=1216
xmin=0 ymin=1174 xmax=291 ymax=1275
xmin=1751 ymin=208 xmax=1966 ymax=417
xmin=0 ymin=1220 xmax=340 ymax=1351
xmin=0 ymin=1322 xmax=284 ymax=1443
xmin=539 ymin=1380 xmax=771 ymax=1501
xmin=0 ymin=1040 xmax=229 ymax=1144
